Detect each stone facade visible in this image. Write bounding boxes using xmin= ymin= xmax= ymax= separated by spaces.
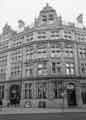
xmin=0 ymin=4 xmax=86 ymax=108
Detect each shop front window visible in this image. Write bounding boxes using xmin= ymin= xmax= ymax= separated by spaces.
xmin=37 ymin=82 xmax=47 ymax=99
xmin=25 ymin=83 xmax=33 ymax=99
xmin=53 ymin=81 xmax=63 ymax=98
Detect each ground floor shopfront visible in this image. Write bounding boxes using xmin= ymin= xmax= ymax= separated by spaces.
xmin=0 ymin=77 xmax=86 ymax=108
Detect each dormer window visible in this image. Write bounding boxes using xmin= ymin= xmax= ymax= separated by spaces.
xmin=35 ymin=4 xmax=60 ymax=26
xmin=48 ymin=14 xmax=54 ymax=21
xmin=42 ymin=19 xmax=47 ymax=22
xmin=42 ymin=15 xmax=47 ymax=22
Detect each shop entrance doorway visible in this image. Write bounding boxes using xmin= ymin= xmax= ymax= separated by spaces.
xmin=9 ymin=84 xmax=21 ymax=105
xmin=67 ymin=83 xmax=77 ymax=107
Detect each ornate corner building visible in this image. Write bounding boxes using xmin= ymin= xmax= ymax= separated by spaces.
xmin=0 ymin=4 xmax=86 ymax=108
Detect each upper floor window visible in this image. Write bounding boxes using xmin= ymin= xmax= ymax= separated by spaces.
xmin=80 ymin=63 xmax=86 ymax=74
xmin=48 ymin=14 xmax=54 ymax=21
xmin=0 ymin=41 xmax=9 ymax=50
xmin=26 ymin=45 xmax=34 ymax=57
xmin=37 ymin=31 xmax=46 ymax=39
xmin=0 ymin=55 xmax=7 ymax=65
xmin=50 ymin=43 xmax=61 ymax=51
xmin=52 ymin=62 xmax=62 ymax=73
xmin=37 ymin=62 xmax=48 ymax=75
xmin=11 ymin=63 xmax=22 ymax=76
xmin=38 ymin=36 xmax=46 ymax=39
xmin=12 ymin=36 xmax=24 ymax=47
xmin=26 ymin=33 xmax=33 ymax=41
xmin=75 ymin=32 xmax=86 ymax=41
xmin=63 ymin=30 xmax=72 ymax=40
xmin=65 ymin=63 xmax=74 ymax=75
xmin=42 ymin=15 xmax=47 ymax=22
xmin=0 ymin=67 xmax=6 ymax=81
xmin=36 ymin=43 xmax=47 ymax=50
xmin=50 ymin=31 xmax=59 ymax=38
xmin=64 ymin=46 xmax=73 ymax=57
xmin=50 ymin=43 xmax=55 ymax=49
xmin=79 ymin=47 xmax=86 ymax=58
xmin=26 ymin=67 xmax=33 ymax=77
xmin=11 ymin=49 xmax=22 ymax=63
xmin=25 ymin=63 xmax=33 ymax=77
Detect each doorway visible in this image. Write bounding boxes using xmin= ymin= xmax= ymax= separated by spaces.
xmin=9 ymin=84 xmax=21 ymax=106
xmin=67 ymin=83 xmax=77 ymax=107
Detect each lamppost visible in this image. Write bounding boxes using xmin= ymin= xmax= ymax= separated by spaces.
xmin=61 ymin=92 xmax=64 ymax=113
xmin=20 ymin=43 xmax=24 ymax=107
xmin=61 ymin=82 xmax=66 ymax=113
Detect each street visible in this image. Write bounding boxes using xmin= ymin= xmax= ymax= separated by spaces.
xmin=0 ymin=112 xmax=86 ymax=120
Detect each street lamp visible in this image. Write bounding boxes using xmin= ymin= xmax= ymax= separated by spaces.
xmin=61 ymin=92 xmax=65 ymax=113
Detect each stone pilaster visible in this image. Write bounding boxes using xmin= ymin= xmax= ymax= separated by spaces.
xmin=20 ymin=82 xmax=25 ymax=107
xmin=74 ymin=43 xmax=79 ymax=76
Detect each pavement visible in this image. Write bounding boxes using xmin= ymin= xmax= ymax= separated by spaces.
xmin=0 ymin=107 xmax=86 ymax=114
xmin=0 ymin=108 xmax=86 ymax=120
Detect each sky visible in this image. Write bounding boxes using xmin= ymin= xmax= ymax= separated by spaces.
xmin=0 ymin=0 xmax=86 ymax=32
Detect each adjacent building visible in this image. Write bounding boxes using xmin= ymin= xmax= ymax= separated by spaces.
xmin=0 ymin=4 xmax=86 ymax=108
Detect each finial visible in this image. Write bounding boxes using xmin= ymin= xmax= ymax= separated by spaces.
xmin=5 ymin=22 xmax=8 ymax=25
xmin=46 ymin=2 xmax=49 ymax=7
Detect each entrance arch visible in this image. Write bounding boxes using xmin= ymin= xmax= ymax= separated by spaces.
xmin=9 ymin=84 xmax=21 ymax=105
xmin=67 ymin=83 xmax=77 ymax=107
